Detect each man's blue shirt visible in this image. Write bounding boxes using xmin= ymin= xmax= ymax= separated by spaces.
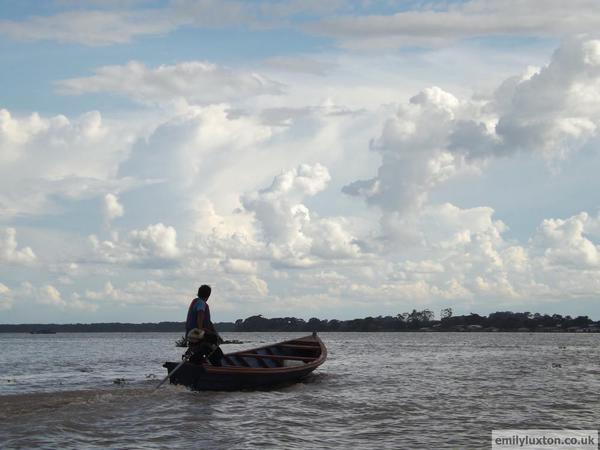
xmin=185 ymin=298 xmax=211 ymax=333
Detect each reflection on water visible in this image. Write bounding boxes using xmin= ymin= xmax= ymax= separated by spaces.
xmin=1 ymin=332 xmax=599 ymax=449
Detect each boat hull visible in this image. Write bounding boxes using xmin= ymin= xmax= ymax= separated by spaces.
xmin=162 ymin=334 xmax=327 ymax=391
xmin=162 ymin=361 xmax=319 ymax=391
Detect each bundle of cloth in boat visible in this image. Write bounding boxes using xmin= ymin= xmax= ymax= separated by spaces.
xmin=185 ymin=328 xmax=224 ymax=366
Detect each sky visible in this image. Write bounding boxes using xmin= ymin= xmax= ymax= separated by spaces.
xmin=2 ymin=0 xmax=600 ymax=323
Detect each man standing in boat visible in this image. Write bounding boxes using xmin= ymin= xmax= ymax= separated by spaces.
xmin=185 ymin=284 xmax=223 ymax=366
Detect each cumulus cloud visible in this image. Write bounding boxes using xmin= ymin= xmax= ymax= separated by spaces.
xmin=57 ymin=61 xmax=285 ymax=106
xmin=295 ymin=203 xmax=516 ymax=306
xmin=491 ymin=39 xmax=600 ymax=160
xmin=0 ymin=108 xmax=134 ymax=218
xmin=80 ymin=199 xmax=600 ymax=314
xmin=509 ymin=211 xmax=600 ymax=300
xmin=532 ymin=212 xmax=600 ymax=269
xmin=242 ymin=163 xmax=360 ymax=267
xmin=114 ymin=99 xmax=364 ymax=247
xmin=345 ymin=38 xmax=600 ymax=216
xmin=380 ymin=203 xmax=516 ymax=294
xmin=103 ymin=193 xmax=124 ymax=223
xmin=273 ymin=199 xmax=547 ymax=309
xmin=222 ymin=258 xmax=257 ymax=274
xmin=242 ymin=163 xmax=331 ymax=243
xmin=347 ymin=205 xmax=600 ymax=305
xmin=241 ymin=164 xmax=329 ymax=267
xmin=307 ymin=218 xmax=361 ymax=259
xmin=343 ymin=86 xmax=469 ymax=213
xmin=0 ymin=228 xmax=36 ymax=264
xmin=309 ymin=0 xmax=600 ymax=49
xmin=130 ymin=223 xmax=180 ymax=259
xmin=39 ymin=284 xmax=66 ymax=307
xmin=119 ymin=104 xmax=273 ymax=198
xmin=89 ymin=223 xmax=180 ymax=265
xmin=15 ymin=281 xmax=97 ymax=311
xmin=0 ymin=97 xmax=370 ymax=312
xmin=20 ymin=281 xmax=63 ymax=307
xmin=80 ymin=276 xmax=263 ymax=311
xmin=84 ymin=280 xmax=184 ymax=306
xmin=0 ymin=283 xmax=13 ymax=310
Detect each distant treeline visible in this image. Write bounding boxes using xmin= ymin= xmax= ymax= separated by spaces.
xmin=0 ymin=322 xmax=187 ymax=333
xmin=230 ymin=310 xmax=600 ymax=332
xmin=2 ymin=309 xmax=599 ymax=333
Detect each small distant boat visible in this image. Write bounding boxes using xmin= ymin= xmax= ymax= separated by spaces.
xmin=163 ymin=333 xmax=327 ymax=391
xmin=30 ymin=329 xmax=56 ymax=334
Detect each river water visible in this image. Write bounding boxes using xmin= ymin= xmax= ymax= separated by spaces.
xmin=1 ymin=332 xmax=599 ymax=449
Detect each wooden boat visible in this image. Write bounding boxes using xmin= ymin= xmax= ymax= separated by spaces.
xmin=162 ymin=333 xmax=327 ymax=391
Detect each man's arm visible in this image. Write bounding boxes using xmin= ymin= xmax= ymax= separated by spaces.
xmin=197 ymin=302 xmax=220 ymax=340
xmin=196 ymin=310 xmax=206 ymax=332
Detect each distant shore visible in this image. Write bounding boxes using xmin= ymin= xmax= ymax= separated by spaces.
xmin=2 ymin=310 xmax=600 ymax=333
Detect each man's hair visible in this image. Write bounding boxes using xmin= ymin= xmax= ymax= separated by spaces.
xmin=198 ymin=284 xmax=212 ymax=299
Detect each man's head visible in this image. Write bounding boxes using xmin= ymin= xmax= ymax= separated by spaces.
xmin=198 ymin=284 xmax=212 ymax=300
